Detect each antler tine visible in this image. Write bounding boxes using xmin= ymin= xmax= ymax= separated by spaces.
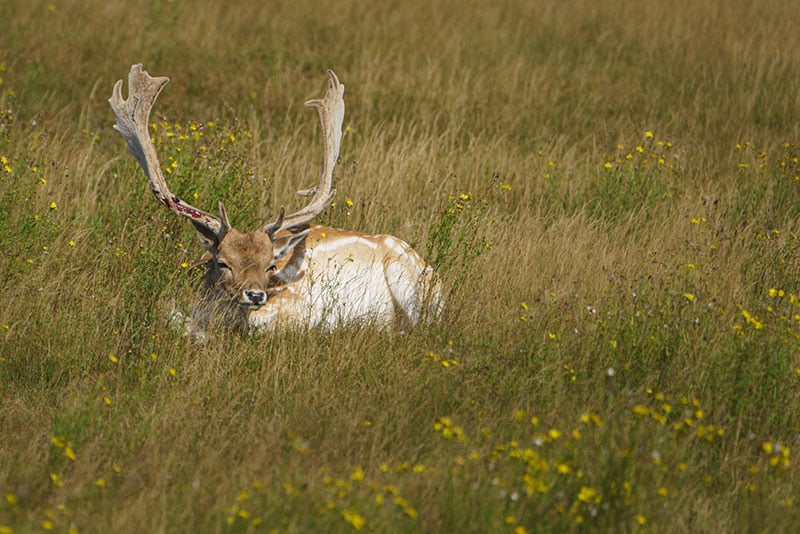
xmin=109 ymin=64 xmax=226 ymax=241
xmin=262 ymin=70 xmax=344 ymax=234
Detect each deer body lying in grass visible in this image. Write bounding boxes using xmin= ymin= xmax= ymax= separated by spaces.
xmin=109 ymin=65 xmax=441 ymax=335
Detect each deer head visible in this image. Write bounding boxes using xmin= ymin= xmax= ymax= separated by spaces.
xmin=109 ymin=64 xmax=344 ymax=310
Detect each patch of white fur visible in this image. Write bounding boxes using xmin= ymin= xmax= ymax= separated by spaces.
xmin=383 ymin=235 xmax=412 ymax=258
xmin=310 ymin=236 xmax=378 ymax=255
xmin=249 ymin=238 xmax=394 ymax=330
xmin=247 ymin=233 xmax=442 ymax=331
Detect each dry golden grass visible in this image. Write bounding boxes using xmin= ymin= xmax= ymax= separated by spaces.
xmin=2 ymin=0 xmax=800 ymax=531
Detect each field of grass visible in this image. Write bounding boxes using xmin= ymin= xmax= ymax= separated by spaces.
xmin=2 ymin=0 xmax=800 ymax=531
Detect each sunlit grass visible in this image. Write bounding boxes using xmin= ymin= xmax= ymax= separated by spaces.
xmin=2 ymin=0 xmax=800 ymax=531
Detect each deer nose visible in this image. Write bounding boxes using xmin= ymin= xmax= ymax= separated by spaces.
xmin=243 ymin=290 xmax=266 ymax=306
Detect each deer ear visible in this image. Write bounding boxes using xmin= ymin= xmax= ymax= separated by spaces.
xmin=193 ymin=221 xmax=220 ymax=251
xmin=272 ymin=229 xmax=310 ymax=261
xmin=193 ymin=202 xmax=231 ymax=251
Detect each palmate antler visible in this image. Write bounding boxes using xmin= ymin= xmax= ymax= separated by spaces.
xmin=109 ymin=64 xmax=345 ymax=242
xmin=109 ymin=65 xmax=230 ymax=243
xmin=263 ymin=70 xmax=345 ymax=235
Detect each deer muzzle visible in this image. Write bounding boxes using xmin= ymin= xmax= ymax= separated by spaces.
xmin=241 ymin=289 xmax=267 ymax=309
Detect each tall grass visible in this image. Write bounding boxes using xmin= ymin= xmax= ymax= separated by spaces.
xmin=2 ymin=0 xmax=800 ymax=531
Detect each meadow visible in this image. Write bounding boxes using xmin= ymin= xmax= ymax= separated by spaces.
xmin=2 ymin=0 xmax=800 ymax=531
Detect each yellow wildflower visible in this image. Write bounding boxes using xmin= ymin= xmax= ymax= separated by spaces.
xmin=350 ymin=466 xmax=365 ymax=482
xmin=577 ymin=486 xmax=599 ymax=503
xmin=341 ymin=509 xmax=365 ymax=530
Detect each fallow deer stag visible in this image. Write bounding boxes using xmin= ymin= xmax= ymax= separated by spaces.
xmin=109 ymin=64 xmax=441 ymax=334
